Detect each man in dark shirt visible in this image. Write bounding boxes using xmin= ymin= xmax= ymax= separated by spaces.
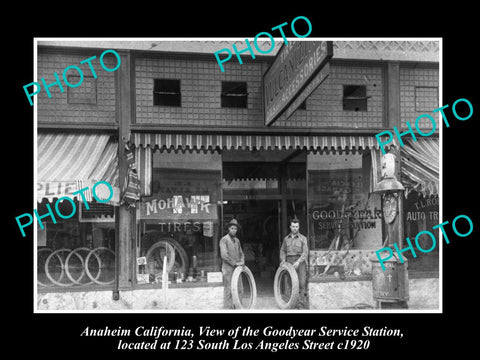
xmin=280 ymin=218 xmax=309 ymax=309
xmin=219 ymin=218 xmax=245 ymax=309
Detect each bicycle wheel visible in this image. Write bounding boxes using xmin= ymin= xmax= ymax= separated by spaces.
xmin=37 ymin=248 xmax=53 ymax=287
xmin=65 ymin=247 xmax=96 ymax=285
xmin=45 ymin=249 xmax=72 ymax=287
xmin=85 ymin=247 xmax=115 ymax=285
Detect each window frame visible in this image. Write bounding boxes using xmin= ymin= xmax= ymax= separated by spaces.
xmin=153 ymin=78 xmax=182 ymax=107
xmin=134 ymin=150 xmax=224 ymax=289
xmin=221 ymin=81 xmax=248 ymax=108
xmin=36 ymin=199 xmax=117 ymax=293
xmin=342 ymin=84 xmax=368 ymax=112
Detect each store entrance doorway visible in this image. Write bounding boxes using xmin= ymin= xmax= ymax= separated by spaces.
xmin=222 ymin=149 xmax=307 ymax=309
xmin=223 ymin=200 xmax=280 ymax=303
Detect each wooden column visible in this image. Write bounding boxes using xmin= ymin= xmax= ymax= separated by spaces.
xmin=279 ymin=164 xmax=288 ymax=241
xmin=387 ymin=62 xmax=401 ymax=130
xmin=115 ymin=50 xmax=133 ymax=290
xmin=385 ymin=62 xmax=405 ymax=249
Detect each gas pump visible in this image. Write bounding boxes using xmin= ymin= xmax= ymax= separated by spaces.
xmin=370 ymin=151 xmax=409 ymax=309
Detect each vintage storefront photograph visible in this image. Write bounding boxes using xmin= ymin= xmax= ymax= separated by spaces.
xmin=34 ymin=38 xmax=440 ymax=311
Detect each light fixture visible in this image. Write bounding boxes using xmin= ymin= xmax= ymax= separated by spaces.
xmin=373 ymin=152 xmax=405 ymax=195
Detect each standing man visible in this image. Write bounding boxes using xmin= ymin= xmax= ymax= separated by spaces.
xmin=220 ymin=218 xmax=245 ymax=309
xmin=280 ymin=217 xmax=309 ymax=309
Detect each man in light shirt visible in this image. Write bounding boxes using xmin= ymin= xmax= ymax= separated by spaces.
xmin=280 ymin=217 xmax=309 ymax=309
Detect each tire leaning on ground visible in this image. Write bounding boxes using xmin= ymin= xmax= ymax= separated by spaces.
xmin=274 ymin=262 xmax=299 ymax=309
xmin=231 ymin=265 xmax=257 ymax=309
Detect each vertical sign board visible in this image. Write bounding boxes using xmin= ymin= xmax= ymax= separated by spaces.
xmin=263 ymin=41 xmax=333 ymax=126
xmin=284 ymin=63 xmax=330 ymax=120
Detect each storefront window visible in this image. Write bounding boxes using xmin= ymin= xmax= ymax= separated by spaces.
xmin=403 ymin=192 xmax=439 ymax=273
xmin=136 ymin=151 xmax=222 ymax=285
xmin=307 ymin=151 xmax=382 ymax=279
xmin=37 ymin=199 xmax=116 ymax=289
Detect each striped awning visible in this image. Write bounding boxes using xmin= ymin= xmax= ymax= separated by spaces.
xmin=135 ymin=145 xmax=152 ymax=197
xmin=401 ymin=138 xmax=439 ymax=197
xmin=131 ymin=133 xmax=387 ymax=151
xmin=37 ymin=133 xmax=120 ymax=203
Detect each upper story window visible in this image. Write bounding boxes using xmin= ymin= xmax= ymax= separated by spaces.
xmin=221 ymin=81 xmax=248 ymax=108
xmin=343 ymin=85 xmax=368 ymax=112
xmin=153 ymin=79 xmax=181 ymax=107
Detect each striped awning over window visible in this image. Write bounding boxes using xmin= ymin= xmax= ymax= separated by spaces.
xmin=130 ymin=132 xmax=394 ymax=198
xmin=131 ymin=133 xmax=387 ymax=151
xmin=401 ymin=138 xmax=439 ymax=197
xmin=37 ymin=133 xmax=120 ymax=203
xmin=134 ymin=145 xmax=152 ymax=197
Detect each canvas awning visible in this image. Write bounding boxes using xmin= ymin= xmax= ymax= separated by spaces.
xmin=131 ymin=133 xmax=388 ymax=152
xmin=367 ymin=138 xmax=439 ymax=197
xmin=401 ymin=138 xmax=439 ymax=197
xmin=37 ymin=133 xmax=120 ymax=204
xmin=131 ymin=133 xmax=394 ymax=198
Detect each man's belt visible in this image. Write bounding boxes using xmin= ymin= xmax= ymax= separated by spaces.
xmin=222 ymin=261 xmax=237 ymax=268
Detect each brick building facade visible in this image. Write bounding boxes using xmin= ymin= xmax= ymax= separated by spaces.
xmin=35 ymin=40 xmax=440 ymax=311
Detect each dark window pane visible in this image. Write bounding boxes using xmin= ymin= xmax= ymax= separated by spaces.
xmin=36 ymin=198 xmax=116 ymax=289
xmin=343 ymin=85 xmax=367 ymax=111
xmin=221 ymin=81 xmax=247 ymax=108
xmin=154 ymin=79 xmax=181 ymax=107
xmin=402 ymin=192 xmax=439 ymax=273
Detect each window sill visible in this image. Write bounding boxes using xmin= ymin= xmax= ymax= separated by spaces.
xmin=309 ymin=275 xmax=372 ymax=283
xmin=37 ymin=285 xmax=114 ymax=294
xmin=37 ymin=281 xmax=224 ymax=294
xmin=133 ymin=281 xmax=223 ymax=290
xmin=309 ymin=270 xmax=439 ymax=283
xmin=408 ymin=271 xmax=439 ymax=279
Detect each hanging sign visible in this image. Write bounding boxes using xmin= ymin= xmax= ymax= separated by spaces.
xmin=284 ymin=62 xmax=330 ymax=119
xmin=263 ymin=41 xmax=333 ymax=126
